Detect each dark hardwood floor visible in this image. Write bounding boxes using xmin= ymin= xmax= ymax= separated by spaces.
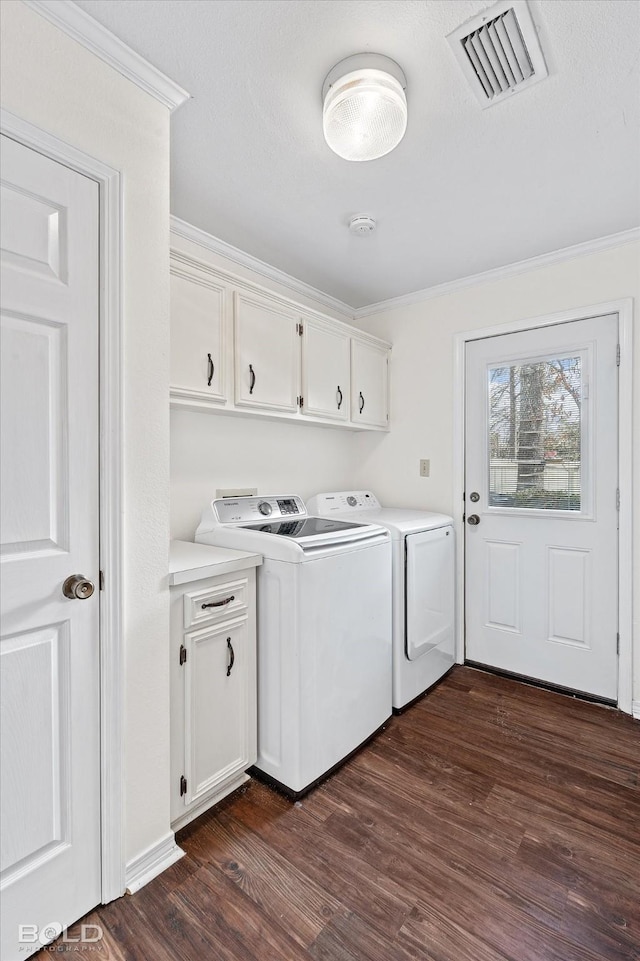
xmin=57 ymin=667 xmax=639 ymax=960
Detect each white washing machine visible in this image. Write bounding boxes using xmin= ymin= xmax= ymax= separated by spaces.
xmin=307 ymin=491 xmax=455 ymax=712
xmin=195 ymin=494 xmax=392 ymax=796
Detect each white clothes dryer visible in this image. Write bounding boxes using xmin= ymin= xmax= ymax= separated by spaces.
xmin=196 ymin=494 xmax=392 ymax=796
xmin=307 ymin=491 xmax=455 ymax=712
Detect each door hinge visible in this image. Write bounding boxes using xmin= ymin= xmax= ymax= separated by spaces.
xmin=99 ymin=570 xmax=104 ymax=591
xmin=297 ymin=322 xmax=303 ymax=336
xmin=616 ymin=343 xmax=621 ymax=366
xmin=616 ymin=633 xmax=620 ymax=655
xmin=298 ymin=395 xmax=304 ymax=408
xmin=616 ymin=488 xmax=620 ymax=511
xmin=180 ymin=775 xmax=187 ymax=797
xmin=179 ymin=644 xmax=187 ymax=665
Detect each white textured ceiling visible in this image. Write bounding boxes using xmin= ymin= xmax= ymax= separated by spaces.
xmin=75 ymin=0 xmax=640 ymax=308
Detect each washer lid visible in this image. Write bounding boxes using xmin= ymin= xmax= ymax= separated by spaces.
xmin=196 ymin=516 xmax=389 ymax=562
xmin=238 ymin=517 xmax=371 ymax=538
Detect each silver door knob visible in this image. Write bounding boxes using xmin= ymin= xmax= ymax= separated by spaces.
xmin=63 ymin=575 xmax=95 ymax=600
xmin=467 ymin=514 xmax=481 ymax=526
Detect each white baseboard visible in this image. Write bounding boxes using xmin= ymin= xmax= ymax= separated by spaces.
xmin=125 ymin=831 xmax=184 ymax=895
xmin=632 ymin=700 xmax=640 ymax=721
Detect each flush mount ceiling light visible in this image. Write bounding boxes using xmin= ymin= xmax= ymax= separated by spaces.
xmin=322 ymin=54 xmax=407 ymax=162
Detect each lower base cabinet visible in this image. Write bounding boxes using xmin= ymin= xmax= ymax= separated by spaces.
xmin=170 ymin=566 xmax=257 ymax=830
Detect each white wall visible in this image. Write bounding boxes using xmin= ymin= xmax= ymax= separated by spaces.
xmin=1 ymin=2 xmax=172 ymax=866
xmin=169 ymin=232 xmax=359 ymax=540
xmin=353 ymin=241 xmax=640 ymax=703
xmin=171 ymin=410 xmax=356 ymax=539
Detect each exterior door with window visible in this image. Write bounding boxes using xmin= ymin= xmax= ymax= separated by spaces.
xmin=465 ymin=315 xmax=618 ymax=700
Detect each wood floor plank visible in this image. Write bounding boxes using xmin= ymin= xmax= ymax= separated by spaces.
xmin=188 ymin=811 xmax=342 ymax=948
xmin=43 ymin=666 xmax=640 ymax=961
xmin=171 ymin=860 xmax=315 ymax=961
xmin=228 ymin=786 xmax=416 ymax=940
xmin=309 ymin=910 xmax=416 ymax=961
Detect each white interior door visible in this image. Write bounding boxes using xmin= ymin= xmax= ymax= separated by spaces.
xmin=465 ymin=315 xmax=618 ymax=700
xmin=0 ymin=135 xmax=101 ymax=957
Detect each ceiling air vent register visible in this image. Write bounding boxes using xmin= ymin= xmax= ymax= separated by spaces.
xmin=447 ymin=0 xmax=548 ymax=108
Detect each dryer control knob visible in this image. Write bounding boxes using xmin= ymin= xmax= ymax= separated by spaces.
xmin=258 ymin=501 xmax=272 ymax=516
xmin=347 ymin=496 xmax=358 ymax=507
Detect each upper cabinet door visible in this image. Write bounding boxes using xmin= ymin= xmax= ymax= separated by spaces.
xmin=301 ymin=319 xmax=350 ymax=422
xmin=170 ymin=266 xmax=227 ymax=403
xmin=351 ymin=338 xmax=390 ymax=429
xmin=234 ymin=291 xmax=300 ymax=412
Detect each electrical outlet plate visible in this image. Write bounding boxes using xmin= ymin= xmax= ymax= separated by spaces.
xmin=419 ymin=459 xmax=430 ymax=478
xmin=216 ymin=488 xmax=258 ymax=498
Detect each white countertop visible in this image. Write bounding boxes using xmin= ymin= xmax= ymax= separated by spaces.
xmin=169 ymin=540 xmax=262 ymax=586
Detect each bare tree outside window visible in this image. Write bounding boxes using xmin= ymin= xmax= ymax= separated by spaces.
xmin=488 ymin=357 xmax=581 ymax=510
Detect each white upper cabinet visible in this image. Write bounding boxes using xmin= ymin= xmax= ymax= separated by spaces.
xmin=301 ymin=318 xmax=350 ymax=422
xmin=170 ymin=264 xmax=227 ymax=404
xmin=351 ymin=338 xmax=390 ymax=429
xmin=169 ymin=240 xmax=391 ymax=430
xmin=234 ymin=291 xmax=300 ymax=412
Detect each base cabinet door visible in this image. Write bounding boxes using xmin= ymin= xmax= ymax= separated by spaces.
xmin=234 ymin=291 xmax=300 ymax=411
xmin=170 ymin=263 xmax=228 ymax=403
xmin=171 ymin=569 xmax=257 ymax=829
xmin=351 ymin=338 xmax=390 ymax=428
xmin=183 ymin=616 xmax=251 ymax=806
xmin=302 ymin=318 xmax=350 ymax=421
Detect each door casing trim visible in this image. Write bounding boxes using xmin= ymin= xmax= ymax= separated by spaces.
xmin=453 ymin=298 xmax=634 ymax=714
xmin=1 ymin=109 xmax=125 ymax=900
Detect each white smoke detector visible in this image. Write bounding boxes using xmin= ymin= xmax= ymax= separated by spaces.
xmin=349 ymin=215 xmax=377 ymax=235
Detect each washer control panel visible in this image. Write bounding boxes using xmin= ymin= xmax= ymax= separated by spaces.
xmin=306 ymin=491 xmax=381 ymax=514
xmin=213 ymin=495 xmax=305 ymax=524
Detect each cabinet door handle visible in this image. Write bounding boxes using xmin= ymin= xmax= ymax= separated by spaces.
xmin=249 ymin=364 xmax=256 ymax=394
xmin=359 ymin=391 xmax=365 ymax=414
xmin=201 ymin=595 xmax=235 ymax=609
xmin=226 ymin=637 xmax=235 ymax=677
xmin=337 ymin=385 xmax=343 ymax=410
xmin=207 ymin=353 xmax=214 ymax=386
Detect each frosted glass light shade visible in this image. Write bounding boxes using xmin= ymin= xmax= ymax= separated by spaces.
xmin=323 ymin=68 xmax=407 ymax=162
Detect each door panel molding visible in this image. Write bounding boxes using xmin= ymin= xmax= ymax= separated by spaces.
xmin=453 ymin=298 xmax=633 ymax=714
xmin=0 ymin=109 xmax=125 ymax=900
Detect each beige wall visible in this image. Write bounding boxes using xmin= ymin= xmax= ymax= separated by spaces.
xmin=354 ymin=241 xmax=640 ymax=705
xmin=1 ymin=2 xmax=172 ymax=865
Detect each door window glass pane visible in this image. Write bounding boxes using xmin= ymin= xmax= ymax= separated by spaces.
xmin=488 ymin=357 xmax=581 ymax=510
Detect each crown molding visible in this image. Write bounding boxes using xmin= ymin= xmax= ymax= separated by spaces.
xmin=24 ymin=0 xmax=190 ymax=112
xmin=354 ymin=227 xmax=640 ymax=318
xmin=170 ymin=216 xmax=354 ymax=322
